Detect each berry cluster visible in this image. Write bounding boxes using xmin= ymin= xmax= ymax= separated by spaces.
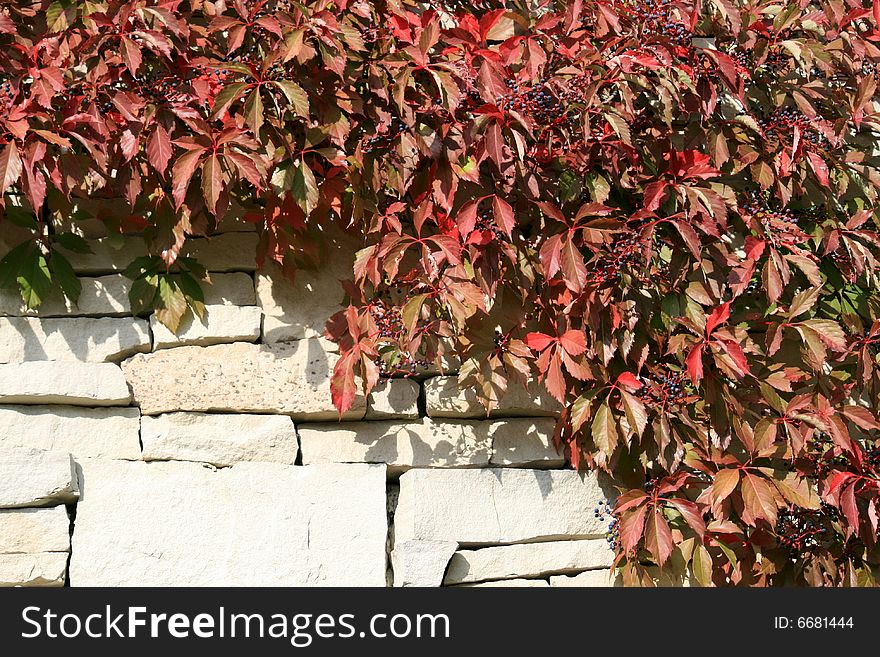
xmin=425 ymin=0 xmax=504 ymax=14
xmin=803 ymin=432 xmax=849 ymax=478
xmin=0 ymin=77 xmax=14 ymax=105
xmin=615 ymin=0 xmax=692 ymax=46
xmin=636 ymin=366 xmax=689 ymax=409
xmin=587 ymin=232 xmax=641 ymax=285
xmin=865 ymin=443 xmax=880 ymax=470
xmin=499 ymin=78 xmax=568 ymax=135
xmin=759 ymin=106 xmax=828 ymax=150
xmin=594 ymin=501 xmax=621 ymax=551
xmin=758 ymin=47 xmax=790 ymax=75
xmin=362 ymin=119 xmax=405 ymax=154
xmin=361 ymin=26 xmax=390 ymax=44
xmin=368 ymin=299 xmax=405 ymax=341
xmin=775 ymin=506 xmax=830 ymax=556
xmin=135 ymin=69 xmax=190 ymax=105
xmin=740 ymin=191 xmax=811 ymax=249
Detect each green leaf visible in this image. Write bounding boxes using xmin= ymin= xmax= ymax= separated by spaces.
xmin=691 ymin=544 xmax=713 ymax=587
xmin=591 ymin=401 xmax=618 ymax=455
xmin=291 ymin=161 xmax=319 ymax=214
xmin=49 ymin=250 xmax=81 ymax=303
xmin=0 ymin=241 xmax=35 ymax=290
xmin=272 ymin=80 xmax=309 ymax=117
xmin=17 ymin=248 xmax=53 ymax=309
xmin=128 ymin=275 xmax=159 ymax=315
xmin=210 ymin=82 xmax=248 ymax=119
xmin=177 ymin=271 xmax=206 ymax=321
xmin=244 ymin=89 xmax=264 ymax=134
xmin=154 ymin=276 xmax=189 ymax=333
xmin=620 ymin=389 xmax=648 ymax=438
xmin=53 ymin=232 xmax=92 ymax=254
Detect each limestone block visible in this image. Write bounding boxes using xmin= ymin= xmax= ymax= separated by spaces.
xmin=203 ymin=273 xmax=256 ymax=306
xmin=182 ymin=233 xmax=259 ymax=271
xmin=151 ymin=305 xmax=261 ymax=349
xmin=0 ymin=317 xmax=150 ymax=362
xmin=424 ymin=376 xmax=561 ymax=418
xmin=122 ymin=340 xmax=364 ymax=419
xmin=141 ymin=412 xmax=298 ymax=466
xmin=56 ymin=237 xmax=147 ymax=274
xmin=69 ymin=459 xmax=387 ymax=586
xmin=257 ymin=227 xmax=363 ymax=342
xmin=488 ymin=418 xmax=563 ymax=468
xmin=0 ymin=405 xmax=141 ymax=459
xmin=0 ymin=507 xmax=70 ymax=553
xmin=298 ymin=418 xmax=491 ymax=474
xmin=443 ymin=539 xmax=614 ymax=584
xmin=454 ymin=578 xmax=549 ymax=588
xmin=391 ymin=540 xmax=457 ymax=587
xmin=0 ymin=553 xmax=67 ymax=587
xmin=395 ymin=468 xmax=610 ymax=546
xmin=0 ymin=362 xmax=131 ymax=405
xmin=549 ymin=569 xmax=621 ymax=587
xmin=365 ymin=379 xmax=420 ymax=420
xmin=0 ymin=449 xmax=79 ymax=508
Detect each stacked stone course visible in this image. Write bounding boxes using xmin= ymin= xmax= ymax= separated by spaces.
xmin=0 ymin=230 xmax=619 ymax=587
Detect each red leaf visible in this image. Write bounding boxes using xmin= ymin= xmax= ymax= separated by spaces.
xmin=330 ymin=351 xmax=358 ymax=415
xmin=806 ymin=151 xmax=829 ymax=187
xmin=0 ymin=142 xmax=22 ymax=195
xmin=201 ymin=154 xmax=224 ymax=214
xmin=616 ymin=371 xmax=642 ymax=391
xmin=492 ymin=195 xmax=515 ymax=238
xmin=121 ymin=36 xmax=143 ymax=75
xmin=147 ymin=125 xmax=173 ymax=176
xmin=620 ymin=504 xmax=648 ymax=553
xmin=171 ymin=149 xmax=205 ymax=209
xmin=525 ymin=332 xmax=555 ymax=352
xmin=645 ymin=509 xmax=674 ymax=565
xmin=642 ymin=181 xmax=668 ymax=212
xmin=558 ymin=329 xmax=586 ymax=356
xmin=686 ymin=344 xmax=704 ymax=383
xmin=705 ymin=302 xmax=731 ymax=336
xmin=668 ymin=499 xmax=706 ymax=540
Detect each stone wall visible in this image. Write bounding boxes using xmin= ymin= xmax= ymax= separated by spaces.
xmin=0 ymin=228 xmax=619 ymax=587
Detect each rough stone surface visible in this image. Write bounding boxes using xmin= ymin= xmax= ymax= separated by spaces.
xmin=488 ymin=418 xmax=564 ymax=468
xmin=151 ymin=305 xmax=261 ymax=349
xmin=183 ymin=233 xmax=259 ymax=271
xmin=443 ymin=539 xmax=614 ymax=584
xmin=0 ymin=553 xmax=67 ymax=587
xmin=0 ymin=507 xmax=70 ymax=553
xmin=454 ymin=578 xmax=549 ymax=588
xmin=57 ymin=237 xmax=148 ymax=274
xmin=391 ymin=540 xmax=457 ymax=587
xmin=395 ymin=468 xmax=610 ymax=546
xmin=298 ymin=418 xmax=491 ymax=474
xmin=365 ymin=379 xmax=420 ymax=420
xmin=122 ymin=340 xmax=364 ymax=419
xmin=258 ymin=227 xmax=362 ymax=342
xmin=69 ymin=459 xmax=387 ymax=586
xmin=0 ymin=405 xmax=141 ymax=459
xmin=549 ymin=569 xmax=620 ymax=587
xmin=424 ymin=376 xmax=562 ymax=418
xmin=0 ymin=449 xmax=79 ymax=508
xmin=203 ymin=273 xmax=256 ymax=306
xmin=0 ymin=362 xmax=131 ymax=406
xmin=141 ymin=412 xmax=298 ymax=466
xmin=0 ymin=317 xmax=151 ymax=362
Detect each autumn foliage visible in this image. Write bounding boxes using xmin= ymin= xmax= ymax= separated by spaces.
xmin=3 ymin=0 xmax=880 ymax=585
